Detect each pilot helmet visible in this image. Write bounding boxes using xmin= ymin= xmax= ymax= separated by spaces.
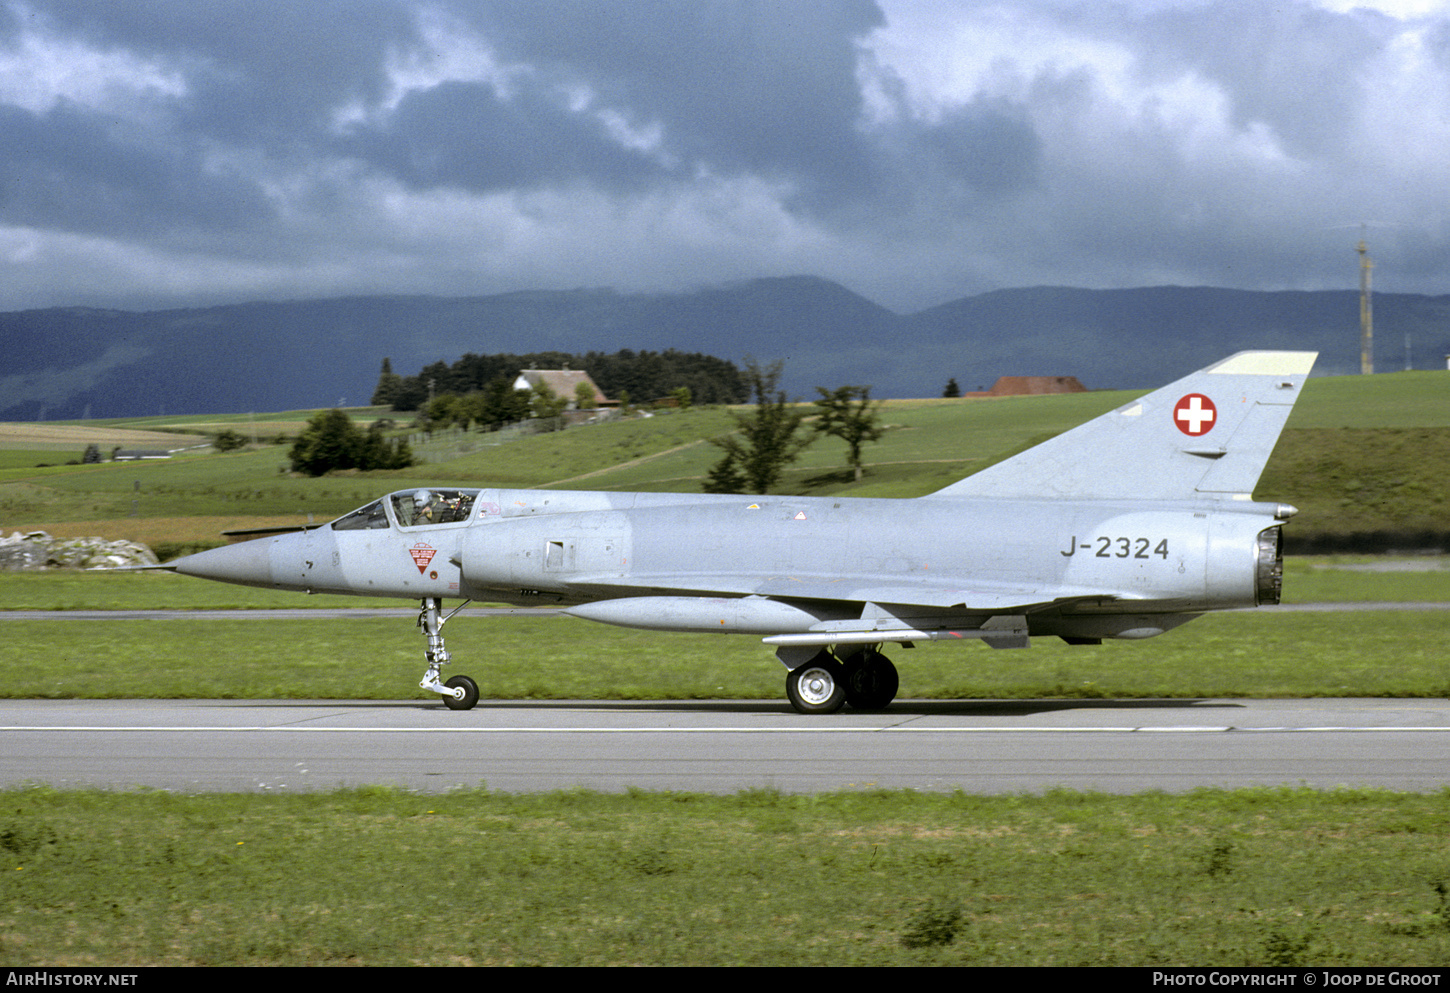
xmin=413 ymin=489 xmax=431 ymax=507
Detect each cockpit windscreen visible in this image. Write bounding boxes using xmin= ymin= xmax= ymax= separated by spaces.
xmin=391 ymin=489 xmax=477 ymax=527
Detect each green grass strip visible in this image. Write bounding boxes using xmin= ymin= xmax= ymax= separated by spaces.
xmin=2 ymin=785 xmax=1449 ymax=966
xmin=3 ymin=610 xmax=1447 ymax=701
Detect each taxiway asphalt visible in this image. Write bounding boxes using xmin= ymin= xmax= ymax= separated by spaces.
xmin=2 ymin=697 xmax=1448 ymax=795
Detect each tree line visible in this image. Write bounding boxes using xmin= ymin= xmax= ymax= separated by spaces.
xmin=372 ymin=349 xmax=748 ymax=412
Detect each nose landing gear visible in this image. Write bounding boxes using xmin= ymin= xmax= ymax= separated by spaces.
xmin=416 ymin=597 xmax=480 ymax=710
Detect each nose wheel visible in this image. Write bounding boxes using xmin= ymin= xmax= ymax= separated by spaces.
xmin=442 ymin=674 xmax=479 ymax=710
xmin=416 ymin=598 xmax=480 ymax=710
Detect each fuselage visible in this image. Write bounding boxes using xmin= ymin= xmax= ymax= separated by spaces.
xmin=174 ymin=485 xmax=1287 ymax=642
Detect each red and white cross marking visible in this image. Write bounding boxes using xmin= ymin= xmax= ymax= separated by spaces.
xmin=1173 ymin=393 xmax=1216 ymax=436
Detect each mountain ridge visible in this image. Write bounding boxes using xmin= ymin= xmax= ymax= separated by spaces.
xmin=2 ymin=278 xmax=1445 ymax=419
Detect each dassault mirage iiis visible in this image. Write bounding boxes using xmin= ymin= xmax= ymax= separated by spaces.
xmin=165 ymin=350 xmax=1317 ymax=713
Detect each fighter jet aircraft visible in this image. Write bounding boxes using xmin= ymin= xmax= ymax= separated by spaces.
xmin=166 ymin=350 xmax=1316 ymax=713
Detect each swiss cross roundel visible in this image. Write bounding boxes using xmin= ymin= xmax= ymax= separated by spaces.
xmin=1173 ymin=393 xmax=1217 ymax=436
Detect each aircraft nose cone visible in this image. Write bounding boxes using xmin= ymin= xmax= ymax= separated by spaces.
xmin=172 ymin=538 xmax=275 ymax=588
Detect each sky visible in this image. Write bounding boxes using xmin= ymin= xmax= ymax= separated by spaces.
xmin=1 ymin=0 xmax=1448 ymax=315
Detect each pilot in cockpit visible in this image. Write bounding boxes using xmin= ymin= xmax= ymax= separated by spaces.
xmin=411 ymin=489 xmax=436 ymax=525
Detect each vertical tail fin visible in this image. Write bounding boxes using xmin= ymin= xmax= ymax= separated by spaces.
xmin=927 ymin=351 xmax=1317 ymax=501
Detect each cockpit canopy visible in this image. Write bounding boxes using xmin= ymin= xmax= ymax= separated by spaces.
xmin=331 ymin=489 xmax=480 ymax=531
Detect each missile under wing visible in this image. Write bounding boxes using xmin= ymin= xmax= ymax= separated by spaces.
xmin=168 ymin=350 xmax=1317 ymax=713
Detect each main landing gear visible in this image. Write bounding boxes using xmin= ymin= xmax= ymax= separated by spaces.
xmin=784 ymin=648 xmax=899 ymax=715
xmin=416 ymin=597 xmax=479 ymax=710
xmin=414 ymin=597 xmax=898 ymax=717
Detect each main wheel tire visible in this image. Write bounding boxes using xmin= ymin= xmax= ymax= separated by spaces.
xmin=785 ymin=657 xmax=847 ymax=714
xmin=442 ymin=674 xmax=479 ymax=711
xmin=843 ymin=650 xmax=898 ymax=711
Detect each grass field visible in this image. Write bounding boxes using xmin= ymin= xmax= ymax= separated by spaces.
xmin=3 ymin=608 xmax=1448 ymax=701
xmin=3 ymin=786 xmax=1449 ymax=966
xmin=0 ymin=423 xmax=208 ymax=454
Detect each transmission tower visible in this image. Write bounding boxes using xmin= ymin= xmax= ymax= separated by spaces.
xmin=1357 ymin=234 xmax=1374 ymax=374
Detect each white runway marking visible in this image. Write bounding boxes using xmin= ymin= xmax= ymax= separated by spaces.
xmin=5 ymin=724 xmax=1450 ymax=733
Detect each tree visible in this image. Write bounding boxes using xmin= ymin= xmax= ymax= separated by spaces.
xmin=704 ymin=359 xmax=812 ymax=494
xmin=942 ymin=378 xmax=960 ymax=398
xmin=477 ymin=378 xmax=533 ymax=428
xmin=289 ymin=410 xmax=414 ymax=476
xmin=289 ymin=410 xmax=357 ymax=475
xmin=703 ymin=453 xmax=747 ymax=494
xmin=530 ymin=381 xmax=569 ymax=431
xmin=212 ymin=429 xmax=247 ymax=452
xmin=421 ymin=393 xmax=466 ymax=430
xmin=359 ymin=422 xmax=415 ymax=471
xmin=574 ymin=381 xmax=597 ymax=411
xmin=813 ymin=385 xmax=884 ymax=482
xmin=371 ymin=358 xmax=403 ymax=408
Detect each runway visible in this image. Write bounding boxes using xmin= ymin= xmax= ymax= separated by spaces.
xmin=2 ymin=697 xmax=1448 ymax=795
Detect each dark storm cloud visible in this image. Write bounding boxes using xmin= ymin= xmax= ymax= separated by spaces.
xmin=440 ymin=0 xmax=888 ymax=201
xmin=15 ymin=1 xmax=893 ymax=207
xmin=0 ymin=101 xmax=271 ymax=236
xmin=341 ymin=79 xmax=668 ymax=193
xmin=916 ymin=99 xmax=1042 ymax=196
xmin=0 ymin=0 xmax=1445 ymax=315
xmin=26 ymin=0 xmax=418 ymax=145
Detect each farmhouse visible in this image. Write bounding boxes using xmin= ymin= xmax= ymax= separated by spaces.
xmin=966 ymin=376 xmax=1087 ymax=398
xmin=512 ymin=369 xmax=611 ymax=409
